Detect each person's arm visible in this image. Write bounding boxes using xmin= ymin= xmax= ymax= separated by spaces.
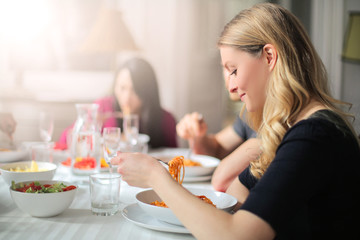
xmin=226 ymin=175 xmax=250 ymax=205
xmin=177 ymin=112 xmax=243 ymax=158
xmin=176 ymin=112 xmax=216 ymax=155
xmin=0 ymin=112 xmax=16 ymax=138
xmin=213 ymin=124 xmax=245 ymax=158
xmin=112 ymin=153 xmax=275 ymax=240
xmin=212 ymin=138 xmax=261 ymax=192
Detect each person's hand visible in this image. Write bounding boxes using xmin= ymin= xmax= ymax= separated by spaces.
xmin=0 ymin=112 xmax=16 ymax=138
xmin=111 ymin=152 xmax=169 ymax=188
xmin=176 ymin=112 xmax=207 ymax=140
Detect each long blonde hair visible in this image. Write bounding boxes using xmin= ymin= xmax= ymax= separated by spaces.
xmin=218 ymin=3 xmax=357 ymax=178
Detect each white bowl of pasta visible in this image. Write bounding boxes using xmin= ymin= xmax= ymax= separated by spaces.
xmin=135 ymin=187 xmax=237 ymax=226
xmin=0 ymin=161 xmax=57 ymax=186
xmin=183 ymin=154 xmax=220 ymax=177
xmin=151 ymin=153 xmax=220 ymax=177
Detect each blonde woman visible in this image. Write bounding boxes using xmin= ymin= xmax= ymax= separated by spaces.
xmin=112 ymin=3 xmax=360 ymax=239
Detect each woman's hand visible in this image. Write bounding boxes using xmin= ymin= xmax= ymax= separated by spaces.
xmin=111 ymin=152 xmax=169 ymax=188
xmin=176 ymin=112 xmax=207 ymax=140
xmin=0 ymin=112 xmax=16 ymax=138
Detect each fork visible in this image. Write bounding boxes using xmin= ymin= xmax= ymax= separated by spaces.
xmin=155 ymin=158 xmax=168 ymax=165
xmin=186 ymin=113 xmax=204 ymax=159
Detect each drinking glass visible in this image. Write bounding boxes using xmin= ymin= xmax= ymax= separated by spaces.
xmin=123 ymin=114 xmax=139 ymax=149
xmin=39 ymin=111 xmax=54 ymax=143
xmin=31 ymin=142 xmax=54 ymax=163
xmin=89 ymin=173 xmax=121 ymax=216
xmin=103 ymin=127 xmax=121 ymax=165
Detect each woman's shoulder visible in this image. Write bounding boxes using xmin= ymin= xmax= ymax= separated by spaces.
xmin=95 ymin=96 xmax=114 ymax=105
xmin=161 ymin=109 xmax=176 ymax=124
xmin=94 ymin=96 xmax=115 ymax=111
xmin=291 ymin=110 xmax=350 ymax=134
xmin=285 ymin=110 xmax=359 ymax=149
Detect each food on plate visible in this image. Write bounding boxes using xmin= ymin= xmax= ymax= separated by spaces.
xmin=197 ymin=195 xmax=216 ymax=207
xmin=61 ymin=157 xmax=109 ymax=169
xmin=12 ymin=181 xmax=77 ymax=193
xmin=100 ymin=158 xmax=109 ymax=168
xmin=9 ymin=160 xmax=48 ymax=172
xmin=183 ymin=158 xmax=202 ymax=167
xmin=61 ymin=158 xmax=71 ymax=166
xmin=0 ymin=148 xmax=11 ymax=152
xmin=150 ymin=200 xmax=168 ymax=208
xmin=151 ymin=156 xmax=216 ymax=208
xmin=73 ymin=157 xmax=96 ymax=170
xmin=151 ymin=195 xmax=216 ymax=208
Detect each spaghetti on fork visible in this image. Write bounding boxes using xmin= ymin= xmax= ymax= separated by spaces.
xmin=151 ymin=155 xmax=215 ymax=208
xmin=168 ymin=156 xmax=185 ymax=184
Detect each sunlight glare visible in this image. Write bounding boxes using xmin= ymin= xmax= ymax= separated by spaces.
xmin=0 ymin=0 xmax=51 ymax=46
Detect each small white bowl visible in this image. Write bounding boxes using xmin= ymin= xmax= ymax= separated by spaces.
xmin=10 ymin=180 xmax=77 ymax=217
xmin=0 ymin=161 xmax=57 ymax=185
xmin=0 ymin=149 xmax=27 ymax=163
xmin=183 ymin=155 xmax=220 ymax=177
xmin=136 ymin=187 xmax=237 ymax=226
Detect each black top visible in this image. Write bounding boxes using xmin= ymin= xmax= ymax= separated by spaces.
xmin=233 ymin=114 xmax=257 ymax=140
xmin=239 ymin=110 xmax=360 ymax=239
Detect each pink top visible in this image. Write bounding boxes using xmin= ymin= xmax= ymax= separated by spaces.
xmin=58 ymin=96 xmax=177 ymax=149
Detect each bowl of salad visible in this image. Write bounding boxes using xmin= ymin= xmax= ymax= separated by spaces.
xmin=0 ymin=161 xmax=57 ymax=186
xmin=10 ymin=180 xmax=77 ymax=217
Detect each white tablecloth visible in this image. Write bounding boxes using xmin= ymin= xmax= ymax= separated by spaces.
xmin=0 ymin=149 xmax=213 ymax=240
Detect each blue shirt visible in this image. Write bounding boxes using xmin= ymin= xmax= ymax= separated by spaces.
xmin=232 ymin=114 xmax=257 ymax=140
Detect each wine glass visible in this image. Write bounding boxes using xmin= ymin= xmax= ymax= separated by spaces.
xmin=103 ymin=127 xmax=121 ymax=167
xmin=39 ymin=111 xmax=54 ymax=144
xmin=123 ymin=114 xmax=139 ymax=151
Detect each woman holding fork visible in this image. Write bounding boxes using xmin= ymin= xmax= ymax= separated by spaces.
xmin=112 ymin=3 xmax=360 ymax=239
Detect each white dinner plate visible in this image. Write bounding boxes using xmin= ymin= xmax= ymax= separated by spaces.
xmin=122 ymin=204 xmax=191 ymax=234
xmin=0 ymin=150 xmax=27 ymax=163
xmin=183 ymin=174 xmax=212 ymax=183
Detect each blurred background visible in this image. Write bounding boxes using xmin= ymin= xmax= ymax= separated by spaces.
xmin=0 ymin=0 xmax=359 ymax=147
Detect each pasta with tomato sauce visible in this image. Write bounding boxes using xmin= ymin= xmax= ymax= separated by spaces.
xmin=183 ymin=159 xmax=202 ymax=167
xmin=168 ymin=156 xmax=185 ymax=184
xmin=151 ymin=156 xmax=216 ymax=208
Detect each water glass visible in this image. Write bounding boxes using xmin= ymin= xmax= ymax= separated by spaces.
xmin=123 ymin=114 xmax=139 ymax=146
xmin=39 ymin=111 xmax=54 ymax=143
xmin=30 ymin=142 xmax=54 ymax=163
xmin=89 ymin=173 xmax=121 ymax=216
xmin=103 ymin=127 xmax=121 ymax=164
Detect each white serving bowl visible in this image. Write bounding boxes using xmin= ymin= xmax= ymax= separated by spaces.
xmin=10 ymin=180 xmax=77 ymax=217
xmin=0 ymin=161 xmax=57 ymax=185
xmin=0 ymin=149 xmax=27 ymax=163
xmin=151 ymin=153 xmax=220 ymax=177
xmin=136 ymin=187 xmax=237 ymax=226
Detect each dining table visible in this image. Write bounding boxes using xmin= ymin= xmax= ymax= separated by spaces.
xmin=0 ymin=148 xmax=215 ymax=240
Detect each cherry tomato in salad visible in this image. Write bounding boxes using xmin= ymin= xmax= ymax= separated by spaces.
xmin=12 ymin=181 xmax=77 ymax=193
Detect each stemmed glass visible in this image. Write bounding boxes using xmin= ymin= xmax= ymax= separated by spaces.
xmin=123 ymin=114 xmax=139 ymax=151
xmin=103 ymin=127 xmax=121 ymax=170
xmin=39 ymin=111 xmax=54 ymax=144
